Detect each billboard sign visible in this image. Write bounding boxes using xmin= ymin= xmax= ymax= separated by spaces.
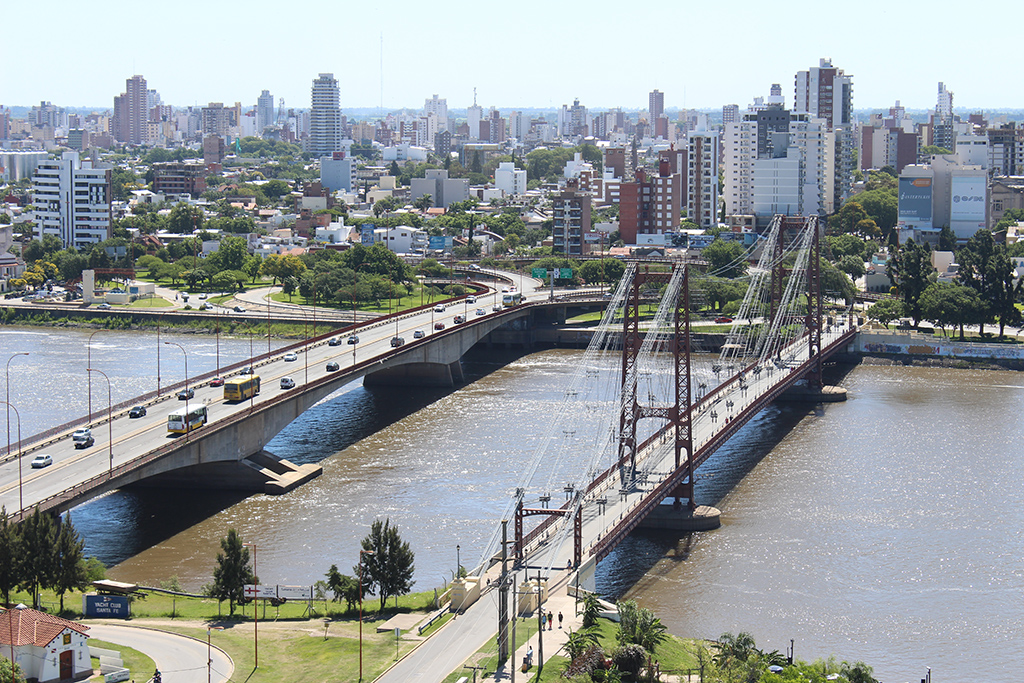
xmin=244 ymin=584 xmax=278 ymax=600
xmin=558 ymin=268 xmax=573 ymax=279
xmin=532 ymin=268 xmax=548 ymax=279
xmin=360 ymin=223 xmax=376 ymax=245
xmin=428 ymin=235 xmax=447 ymax=251
xmin=950 ymin=176 xmax=986 ymax=223
xmin=83 ymin=594 xmax=130 ymax=618
xmin=277 ymin=585 xmax=314 ymax=600
xmin=898 ymin=177 xmax=933 ymax=223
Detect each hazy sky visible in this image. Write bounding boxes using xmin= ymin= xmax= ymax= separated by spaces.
xmin=7 ymin=0 xmax=1021 ymax=114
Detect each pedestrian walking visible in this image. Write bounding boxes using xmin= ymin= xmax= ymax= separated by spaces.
xmin=548 ymin=612 xmax=553 ymax=630
xmin=558 ymin=611 xmax=563 ymax=628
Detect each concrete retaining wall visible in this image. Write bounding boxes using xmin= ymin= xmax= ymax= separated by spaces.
xmin=857 ymin=329 xmax=1024 ymax=360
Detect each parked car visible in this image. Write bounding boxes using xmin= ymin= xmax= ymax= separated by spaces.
xmin=715 ymin=316 xmax=733 ymax=323
xmin=283 ymin=352 xmax=298 ymax=362
xmin=454 ymin=315 xmax=465 ymax=324
xmin=390 ymin=336 xmax=405 ymax=348
xmin=209 ymin=377 xmax=225 ymax=387
xmin=413 ymin=329 xmax=425 ymax=339
xmin=347 ymin=335 xmax=359 ymax=345
xmin=326 ymin=361 xmax=340 ymax=372
xmin=128 ymin=405 xmax=147 ymax=418
xmin=233 ymin=305 xmax=246 ymax=313
xmin=177 ymin=388 xmax=195 ymax=400
xmin=280 ymin=377 xmax=296 ymax=390
xmin=328 ymin=337 xmax=342 ymax=346
xmin=434 ymin=322 xmax=446 ymax=330
xmin=31 ymin=454 xmax=52 ymax=469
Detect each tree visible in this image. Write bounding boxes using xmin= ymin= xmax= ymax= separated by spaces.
xmin=887 ymin=239 xmax=933 ymax=327
xmin=919 ymin=282 xmax=985 ymax=340
xmin=702 ymin=238 xmax=747 ymax=278
xmin=957 ymin=229 xmax=1000 ymax=335
xmin=210 ymin=528 xmax=255 ymax=615
xmin=0 ymin=507 xmax=21 ymax=605
xmin=357 ymin=518 xmax=415 ymax=611
xmin=831 ymin=201 xmax=868 ymax=235
xmin=19 ymin=507 xmax=56 ymax=609
xmin=0 ymin=658 xmax=26 ymax=683
xmin=563 ymin=627 xmax=601 ymax=662
xmin=413 ymin=194 xmax=433 ymax=211
xmin=867 ymin=298 xmax=904 ymax=329
xmin=827 ymin=233 xmax=865 ymax=260
xmin=167 ymin=202 xmax=204 ymax=234
xmin=580 ymin=593 xmax=601 ymax=628
xmin=837 ymin=254 xmax=865 ymax=279
xmin=325 ymin=564 xmax=361 ymax=612
xmin=616 ymin=600 xmax=668 ymax=654
xmin=53 ymin=512 xmax=88 ymax=612
xmin=840 ymin=661 xmax=879 ymax=683
xmin=938 ymin=225 xmax=957 ymax=251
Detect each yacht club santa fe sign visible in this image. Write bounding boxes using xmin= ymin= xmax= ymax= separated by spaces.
xmin=244 ymin=584 xmax=314 ymax=601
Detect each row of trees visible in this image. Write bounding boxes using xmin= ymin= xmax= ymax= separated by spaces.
xmin=210 ymin=518 xmax=415 ymax=616
xmin=0 ymin=507 xmax=103 ymax=612
xmin=883 ymin=229 xmax=1020 ymax=337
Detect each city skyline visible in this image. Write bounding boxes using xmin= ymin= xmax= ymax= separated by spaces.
xmin=6 ymin=0 xmax=1022 ymax=113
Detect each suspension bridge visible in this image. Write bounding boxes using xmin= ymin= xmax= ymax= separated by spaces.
xmin=378 ymin=214 xmax=859 ymax=681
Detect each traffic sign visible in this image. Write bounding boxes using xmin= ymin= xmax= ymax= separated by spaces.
xmin=531 ymin=268 xmax=547 ymax=279
xmin=559 ymin=268 xmax=573 ymax=279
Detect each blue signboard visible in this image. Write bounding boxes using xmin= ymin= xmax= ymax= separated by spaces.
xmin=898 ymin=177 xmax=933 ymax=223
xmin=84 ymin=594 xmax=131 ymax=618
xmin=429 ymin=235 xmax=447 ymax=250
xmin=360 ymin=223 xmax=376 ymax=245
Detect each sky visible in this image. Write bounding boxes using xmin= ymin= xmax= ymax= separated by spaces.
xmin=6 ymin=0 xmax=1023 ymax=115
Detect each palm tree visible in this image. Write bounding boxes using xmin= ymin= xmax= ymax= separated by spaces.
xmin=714 ymin=631 xmax=758 ymax=669
xmin=563 ymin=626 xmax=600 ymax=662
xmin=580 ymin=593 xmax=601 ymax=628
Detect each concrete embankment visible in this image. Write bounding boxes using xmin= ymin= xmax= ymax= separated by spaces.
xmin=857 ymin=327 xmax=1024 ymax=370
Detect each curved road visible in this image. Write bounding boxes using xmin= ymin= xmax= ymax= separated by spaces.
xmin=87 ymin=623 xmax=232 ymax=683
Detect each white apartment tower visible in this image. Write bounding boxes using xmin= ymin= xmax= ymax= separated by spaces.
xmin=31 ymin=151 xmax=111 ymax=249
xmin=687 ymin=127 xmax=720 ymax=228
xmin=424 ymin=94 xmax=447 ymax=129
xmin=257 ymin=90 xmax=275 ymax=133
xmin=936 ymin=82 xmax=954 ymax=119
xmin=308 ymin=73 xmax=343 ymax=157
xmin=494 ymin=162 xmax=528 ymax=197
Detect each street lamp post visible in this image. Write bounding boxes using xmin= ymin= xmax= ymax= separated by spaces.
xmin=6 ymin=353 xmax=28 ymax=463
xmin=243 ymin=543 xmax=259 ymax=668
xmin=0 ymin=401 xmax=23 ymax=512
xmin=86 ymin=368 xmax=113 ymax=476
xmin=86 ymin=331 xmax=101 ymax=417
xmin=359 ymin=549 xmax=375 ymax=682
xmin=207 ymin=625 xmax=223 ymax=683
xmin=164 ymin=342 xmax=189 ymax=438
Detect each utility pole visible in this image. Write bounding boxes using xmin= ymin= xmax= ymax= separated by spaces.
xmin=536 ymin=571 xmax=544 ymax=676
xmin=498 ymin=520 xmax=510 ymax=665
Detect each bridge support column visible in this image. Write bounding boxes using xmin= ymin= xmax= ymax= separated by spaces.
xmin=364 ymin=361 xmax=463 ymax=387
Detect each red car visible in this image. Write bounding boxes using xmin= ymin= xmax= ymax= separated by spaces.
xmin=715 ymin=316 xmax=733 ymax=323
xmin=209 ymin=376 xmax=225 ymax=387
xmin=434 ymin=322 xmax=446 ymax=330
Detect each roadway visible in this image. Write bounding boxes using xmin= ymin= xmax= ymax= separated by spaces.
xmin=87 ymin=622 xmax=232 ymax=683
xmin=0 ymin=276 xmax=549 ymax=518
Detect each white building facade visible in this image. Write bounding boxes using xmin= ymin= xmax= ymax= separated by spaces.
xmin=494 ymin=162 xmax=527 ymax=197
xmin=308 ymin=73 xmax=343 ymax=157
xmin=31 ymin=151 xmax=111 ymax=248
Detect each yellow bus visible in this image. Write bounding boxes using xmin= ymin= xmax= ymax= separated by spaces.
xmin=502 ymin=292 xmax=523 ymax=307
xmin=168 ymin=404 xmax=208 ymax=433
xmin=224 ymin=376 xmax=261 ymax=402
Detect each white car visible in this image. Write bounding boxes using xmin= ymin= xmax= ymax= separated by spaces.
xmin=280 ymin=377 xmax=296 ymax=389
xmin=467 ymin=295 xmax=477 ymax=304
xmin=31 ymin=454 xmax=53 ymax=469
xmin=283 ymin=352 xmax=298 ymax=362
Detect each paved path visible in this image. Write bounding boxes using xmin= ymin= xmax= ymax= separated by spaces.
xmin=86 ymin=622 xmax=232 ymax=683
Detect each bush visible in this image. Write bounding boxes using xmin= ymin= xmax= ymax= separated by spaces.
xmin=612 ymin=644 xmax=647 ymax=677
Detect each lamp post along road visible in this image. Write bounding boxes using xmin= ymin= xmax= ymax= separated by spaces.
xmin=86 ymin=331 xmax=101 ymax=417
xmin=164 ymin=342 xmax=190 ymax=439
xmin=207 ymin=626 xmax=223 ymax=683
xmin=359 ymin=549 xmax=375 ymax=682
xmin=0 ymin=401 xmax=23 ymax=512
xmin=6 ymin=353 xmax=28 ymax=462
xmin=86 ymin=368 xmax=114 ymax=475
xmin=243 ymin=543 xmax=259 ymax=668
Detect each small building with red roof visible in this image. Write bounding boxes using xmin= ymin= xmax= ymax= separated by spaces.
xmin=0 ymin=605 xmax=90 ymax=681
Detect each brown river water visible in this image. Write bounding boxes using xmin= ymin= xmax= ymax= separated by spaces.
xmin=4 ymin=325 xmax=1022 ymax=682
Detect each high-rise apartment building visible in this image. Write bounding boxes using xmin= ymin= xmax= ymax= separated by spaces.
xmin=257 ymin=90 xmax=275 ymax=133
xmin=424 ymin=94 xmax=447 ymax=128
xmin=987 ymin=123 xmax=1023 ymax=177
xmin=552 ymin=179 xmax=592 ymax=256
xmin=112 ymin=75 xmax=148 ymax=145
xmin=723 ymin=104 xmax=740 ymax=125
xmin=687 ymin=127 xmax=720 ymax=228
xmin=619 ymin=157 xmax=682 ymax=244
xmin=201 ymin=103 xmax=233 ymax=138
xmin=308 ymin=73 xmax=343 ymax=157
xmin=936 ymin=82 xmax=954 ymax=119
xmin=794 ymin=58 xmax=854 ymax=205
xmin=649 ymin=90 xmax=665 ymax=121
xmin=31 ymin=151 xmax=111 ymax=248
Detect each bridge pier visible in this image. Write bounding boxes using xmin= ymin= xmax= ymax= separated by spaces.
xmin=635 ymin=504 xmax=721 ymax=532
xmin=130 ymin=450 xmax=321 ymax=495
xmin=778 ymin=384 xmax=848 ymax=402
xmin=363 ymin=361 xmax=464 ymax=387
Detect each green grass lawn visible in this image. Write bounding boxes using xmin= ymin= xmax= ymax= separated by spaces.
xmin=128 ymin=296 xmax=173 ymax=308
xmin=88 ymin=638 xmax=155 ymax=681
xmin=271 ymin=286 xmax=451 ymax=316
